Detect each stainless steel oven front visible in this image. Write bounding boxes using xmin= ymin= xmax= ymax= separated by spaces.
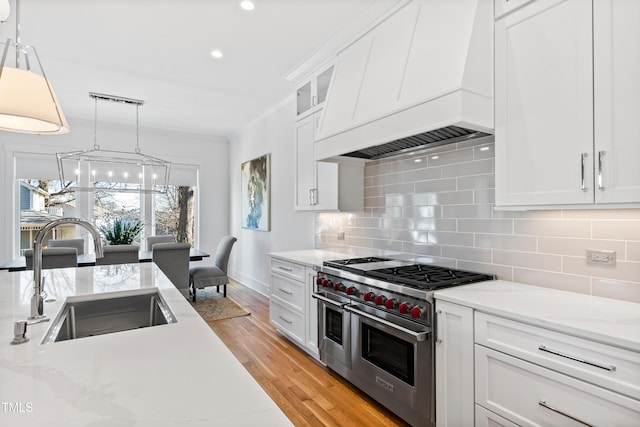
xmin=313 ymin=292 xmax=351 ymax=376
xmin=346 ymin=302 xmax=433 ymax=427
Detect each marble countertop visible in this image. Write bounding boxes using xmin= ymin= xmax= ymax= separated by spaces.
xmin=0 ymin=264 xmax=292 ymax=426
xmin=435 ymin=280 xmax=640 ymax=352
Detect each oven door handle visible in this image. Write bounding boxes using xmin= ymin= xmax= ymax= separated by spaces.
xmin=344 ymin=305 xmax=430 ymax=342
xmin=312 ymin=293 xmax=347 ymax=308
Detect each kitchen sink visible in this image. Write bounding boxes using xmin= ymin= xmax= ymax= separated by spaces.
xmin=42 ymin=288 xmax=177 ymax=344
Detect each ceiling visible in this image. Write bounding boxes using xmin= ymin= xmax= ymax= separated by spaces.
xmin=0 ymin=0 xmax=390 ymax=137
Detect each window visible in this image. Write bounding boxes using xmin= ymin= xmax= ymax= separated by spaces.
xmin=15 ymin=153 xmax=199 ymax=255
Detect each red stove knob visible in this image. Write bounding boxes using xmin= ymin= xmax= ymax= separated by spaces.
xmin=321 ymin=278 xmax=329 ymax=287
xmin=411 ymin=306 xmax=425 ymax=319
xmin=364 ymin=292 xmax=376 ymax=302
xmin=374 ymin=295 xmax=387 ymax=306
xmin=346 ymin=286 xmax=357 ymax=296
xmin=316 ymin=277 xmax=323 ymax=286
xmin=399 ymin=302 xmax=412 ymax=314
xmin=385 ymin=298 xmax=398 ymax=309
xmin=333 ymin=282 xmax=344 ymax=292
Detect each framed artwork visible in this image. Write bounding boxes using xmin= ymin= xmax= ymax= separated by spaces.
xmin=241 ymin=153 xmax=270 ymax=231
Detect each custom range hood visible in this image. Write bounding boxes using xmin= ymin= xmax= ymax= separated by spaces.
xmin=314 ymin=0 xmax=493 ymax=161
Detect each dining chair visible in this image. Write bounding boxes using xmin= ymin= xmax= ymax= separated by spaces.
xmin=95 ymin=245 xmax=140 ymax=265
xmin=24 ymin=248 xmax=78 ymax=270
xmin=145 ymin=235 xmax=175 ymax=251
xmin=47 ymin=238 xmax=85 ymax=255
xmin=152 ymin=243 xmax=191 ymax=298
xmin=188 ymin=236 xmax=237 ymax=302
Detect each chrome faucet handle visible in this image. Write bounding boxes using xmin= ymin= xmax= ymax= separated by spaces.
xmin=10 ymin=320 xmax=29 ymax=345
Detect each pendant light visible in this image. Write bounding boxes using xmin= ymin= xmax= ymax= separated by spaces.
xmin=56 ymin=92 xmax=171 ymax=194
xmin=0 ymin=0 xmax=69 ymax=134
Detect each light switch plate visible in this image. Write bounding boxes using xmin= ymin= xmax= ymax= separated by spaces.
xmin=586 ymin=249 xmax=616 ymax=266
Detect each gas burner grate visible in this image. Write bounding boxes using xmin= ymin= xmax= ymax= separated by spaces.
xmin=366 ymin=264 xmax=494 ymax=290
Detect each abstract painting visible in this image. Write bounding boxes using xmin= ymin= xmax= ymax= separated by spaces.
xmin=241 ymin=154 xmax=270 ymax=231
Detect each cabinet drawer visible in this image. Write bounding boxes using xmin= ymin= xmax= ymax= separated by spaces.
xmin=475 ymin=346 xmax=640 ymax=427
xmin=475 ymin=312 xmax=640 ymax=400
xmin=270 ymin=274 xmax=305 ymax=312
xmin=475 ymin=405 xmax=518 ymax=427
xmin=270 ymin=258 xmax=306 ymax=282
xmin=269 ymin=299 xmax=305 ymax=346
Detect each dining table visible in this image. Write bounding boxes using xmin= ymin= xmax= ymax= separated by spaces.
xmin=0 ymin=248 xmax=210 ymax=272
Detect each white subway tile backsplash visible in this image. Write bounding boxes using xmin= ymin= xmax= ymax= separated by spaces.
xmin=456 ymin=174 xmax=494 ymax=190
xmin=628 ymin=242 xmax=640 ymax=262
xmin=443 ymin=158 xmax=493 ymax=178
xmin=442 ymin=245 xmax=492 ymax=263
xmin=475 ymin=234 xmax=537 ymax=252
xmin=493 ymin=250 xmax=562 ymax=272
xmin=563 ymin=257 xmax=640 ymax=283
xmin=593 ymin=220 xmax=640 ymax=241
xmin=316 ymin=142 xmax=640 ymax=303
xmin=458 ymin=219 xmax=513 ymax=234
xmin=538 ymin=237 xmax=626 ymax=257
xmin=513 ymin=269 xmax=591 ymax=295
xmin=514 ymin=219 xmax=591 ymax=238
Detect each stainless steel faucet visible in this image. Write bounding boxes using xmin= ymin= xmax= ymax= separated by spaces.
xmin=30 ymin=218 xmax=104 ymax=320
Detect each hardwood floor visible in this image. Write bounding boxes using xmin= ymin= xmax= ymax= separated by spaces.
xmin=205 ymin=280 xmax=410 ymax=427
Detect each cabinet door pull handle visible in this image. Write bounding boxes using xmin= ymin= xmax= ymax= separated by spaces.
xmin=538 ymin=345 xmax=616 ymax=371
xmin=309 ymin=189 xmax=313 ymax=205
xmin=434 ymin=309 xmax=441 ymax=344
xmin=278 ymin=315 xmax=292 ymax=324
xmin=278 ymin=288 xmax=293 ymax=295
xmin=580 ymin=153 xmax=589 ymax=192
xmin=598 ymin=150 xmax=606 ymax=191
xmin=278 ymin=266 xmax=293 ymax=272
xmin=538 ymin=400 xmax=593 ymax=426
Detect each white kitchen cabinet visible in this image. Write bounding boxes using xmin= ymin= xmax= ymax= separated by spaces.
xmin=295 ymin=64 xmax=334 ymax=120
xmin=294 ymin=112 xmax=364 ymax=212
xmin=495 ymin=0 xmax=640 ymax=208
xmin=475 ymin=345 xmax=640 ymax=426
xmin=434 ymin=300 xmax=475 ymax=427
xmin=269 ymin=257 xmax=320 ymax=358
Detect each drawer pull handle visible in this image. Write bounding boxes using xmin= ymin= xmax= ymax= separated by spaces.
xmin=538 ymin=345 xmax=616 ymax=371
xmin=278 ymin=266 xmax=294 ymax=272
xmin=278 ymin=315 xmax=292 ymax=324
xmin=278 ymin=288 xmax=293 ymax=295
xmin=539 ymin=400 xmax=593 ymax=426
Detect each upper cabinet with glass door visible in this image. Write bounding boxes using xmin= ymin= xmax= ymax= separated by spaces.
xmin=296 ymin=64 xmax=334 ymax=120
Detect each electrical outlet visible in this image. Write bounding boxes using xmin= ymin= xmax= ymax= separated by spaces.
xmin=586 ymin=249 xmax=616 ymax=266
xmin=337 ymin=231 xmax=345 ymax=241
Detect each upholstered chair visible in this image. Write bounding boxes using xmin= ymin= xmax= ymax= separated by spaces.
xmin=47 ymin=238 xmax=85 ymax=255
xmin=25 ymin=248 xmax=78 ymax=270
xmin=188 ymin=236 xmax=237 ymax=302
xmin=145 ymin=235 xmax=175 ymax=251
xmin=95 ymin=245 xmax=140 ymax=265
xmin=152 ymin=242 xmax=191 ymax=298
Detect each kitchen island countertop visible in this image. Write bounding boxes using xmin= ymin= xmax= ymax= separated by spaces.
xmin=0 ymin=263 xmax=292 ymax=426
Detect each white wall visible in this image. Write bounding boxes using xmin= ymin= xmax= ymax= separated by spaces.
xmin=228 ymin=95 xmax=315 ymax=295
xmin=0 ymin=118 xmax=230 ymax=265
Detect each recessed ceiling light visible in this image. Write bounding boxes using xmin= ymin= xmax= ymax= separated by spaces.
xmin=240 ymin=1 xmax=255 ymax=11
xmin=211 ymin=49 xmax=223 ymax=59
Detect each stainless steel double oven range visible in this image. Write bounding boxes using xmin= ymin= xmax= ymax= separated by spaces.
xmin=313 ymin=257 xmax=493 ymax=426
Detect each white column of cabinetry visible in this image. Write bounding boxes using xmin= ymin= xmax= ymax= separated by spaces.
xmin=268 ymin=257 xmax=319 ymax=359
xmin=434 ymin=300 xmax=474 ymax=427
xmin=495 ymin=0 xmax=640 ymax=208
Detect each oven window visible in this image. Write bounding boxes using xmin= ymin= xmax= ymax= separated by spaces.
xmin=326 ymin=307 xmax=343 ymax=345
xmin=362 ymin=324 xmax=414 ymax=385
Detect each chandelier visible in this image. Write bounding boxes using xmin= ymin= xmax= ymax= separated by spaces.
xmin=56 ymin=92 xmax=171 ymax=193
xmin=0 ymin=0 xmax=69 ymax=134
